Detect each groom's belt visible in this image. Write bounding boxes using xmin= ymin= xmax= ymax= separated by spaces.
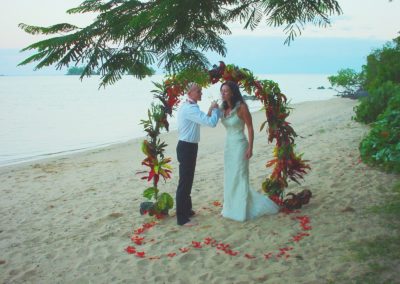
xmin=178 ymin=140 xmax=198 ymax=145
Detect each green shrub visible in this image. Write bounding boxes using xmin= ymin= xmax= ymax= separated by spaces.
xmin=327 ymin=68 xmax=364 ymax=98
xmin=363 ymin=36 xmax=400 ymax=90
xmin=359 ymin=92 xmax=400 ymax=173
xmin=354 ymin=81 xmax=400 ymax=124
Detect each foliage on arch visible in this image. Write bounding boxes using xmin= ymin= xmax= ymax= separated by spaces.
xmin=139 ymin=61 xmax=310 ymax=215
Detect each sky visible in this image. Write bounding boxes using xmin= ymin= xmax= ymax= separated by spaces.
xmin=0 ymin=0 xmax=399 ymax=75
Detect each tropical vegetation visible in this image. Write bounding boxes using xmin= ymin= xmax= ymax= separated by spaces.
xmin=329 ymin=35 xmax=400 ymax=173
xmin=66 ymin=66 xmax=100 ymax=75
xmin=327 ymin=68 xmax=364 ymax=98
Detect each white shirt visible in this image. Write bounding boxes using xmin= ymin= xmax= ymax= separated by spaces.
xmin=177 ymin=100 xmax=220 ymax=143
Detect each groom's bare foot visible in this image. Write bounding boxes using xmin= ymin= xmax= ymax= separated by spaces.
xmin=182 ymin=220 xmax=198 ymax=227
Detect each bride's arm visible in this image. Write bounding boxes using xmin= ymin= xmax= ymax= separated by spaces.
xmin=238 ymin=103 xmax=254 ymax=159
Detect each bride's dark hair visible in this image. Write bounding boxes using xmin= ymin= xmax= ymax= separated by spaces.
xmin=221 ymin=81 xmax=244 ymax=110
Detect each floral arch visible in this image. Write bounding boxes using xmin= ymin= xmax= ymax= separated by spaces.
xmin=139 ymin=62 xmax=310 ymax=216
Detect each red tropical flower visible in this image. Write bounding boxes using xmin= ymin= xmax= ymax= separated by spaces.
xmin=192 ymin=241 xmax=202 ymax=248
xmin=204 ymin=237 xmax=215 ymax=245
xmin=141 ymin=157 xmax=172 ymax=186
xmin=225 ymin=249 xmax=239 ymax=256
xmin=179 ymin=247 xmax=190 ymax=253
xmin=131 ymin=235 xmax=145 ymax=245
xmin=135 ymin=251 xmax=146 ymax=258
xmin=125 ymin=246 xmax=136 ymax=254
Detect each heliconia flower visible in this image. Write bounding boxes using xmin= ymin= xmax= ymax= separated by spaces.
xmin=133 ymin=222 xmax=157 ymax=235
xmin=203 ymin=237 xmax=215 ymax=245
xmin=155 ymin=214 xmax=164 ymax=220
xmin=166 ymin=85 xmax=183 ymax=98
xmin=135 ymin=251 xmax=146 ymax=258
xmin=292 ymin=236 xmax=301 ymax=242
xmin=179 ymin=247 xmax=190 ymax=253
xmin=141 ymin=157 xmax=172 ymax=186
xmin=222 ymin=70 xmax=233 ymax=81
xmin=134 ymin=227 xmax=145 ymax=235
xmin=294 ymin=216 xmax=312 ymax=231
xmin=226 ymin=250 xmax=239 ymax=256
xmin=167 ymin=253 xmax=177 ymax=258
xmin=131 ymin=235 xmax=145 ymax=245
xmin=125 ymin=246 xmax=136 ymax=254
xmin=192 ymin=241 xmax=202 ymax=248
xmin=143 ymin=221 xmax=157 ymax=229
xmin=291 ymin=232 xmax=310 ymax=242
xmin=270 ymin=195 xmax=284 ymax=206
xmin=216 ymin=243 xmax=230 ymax=251
xmin=167 ymin=95 xmax=180 ymax=108
xmin=210 ymin=77 xmax=220 ymax=84
xmin=276 ymin=251 xmax=285 ymax=257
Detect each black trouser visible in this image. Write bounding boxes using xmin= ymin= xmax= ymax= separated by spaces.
xmin=176 ymin=140 xmax=198 ymax=225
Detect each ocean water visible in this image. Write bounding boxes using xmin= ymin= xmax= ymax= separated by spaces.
xmin=0 ymin=74 xmax=336 ymax=166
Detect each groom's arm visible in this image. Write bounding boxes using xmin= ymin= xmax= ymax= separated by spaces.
xmin=207 ymin=101 xmax=219 ymax=117
xmin=187 ymin=105 xmax=220 ymax=127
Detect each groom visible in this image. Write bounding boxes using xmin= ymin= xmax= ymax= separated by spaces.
xmin=176 ymin=83 xmax=220 ymax=226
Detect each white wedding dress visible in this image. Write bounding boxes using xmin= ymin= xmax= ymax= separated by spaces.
xmin=221 ymin=103 xmax=279 ymax=221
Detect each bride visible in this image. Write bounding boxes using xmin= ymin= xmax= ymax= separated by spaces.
xmin=219 ymin=81 xmax=279 ymax=221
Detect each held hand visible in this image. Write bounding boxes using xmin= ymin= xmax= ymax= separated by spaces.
xmin=245 ymin=147 xmax=253 ymax=159
xmin=208 ymin=101 xmax=219 ymax=116
xmin=210 ymin=101 xmax=219 ymax=109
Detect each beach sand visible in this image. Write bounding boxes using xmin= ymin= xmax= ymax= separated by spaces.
xmin=0 ymin=98 xmax=398 ymax=283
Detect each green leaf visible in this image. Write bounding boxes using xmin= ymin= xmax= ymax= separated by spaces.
xmin=259 ymin=120 xmax=267 ymax=132
xmin=143 ymin=187 xmax=158 ymax=200
xmin=157 ymin=192 xmax=174 ymax=210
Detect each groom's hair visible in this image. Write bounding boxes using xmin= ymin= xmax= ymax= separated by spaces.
xmin=221 ymin=81 xmax=244 ymax=110
xmin=186 ymin=82 xmax=200 ymax=93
